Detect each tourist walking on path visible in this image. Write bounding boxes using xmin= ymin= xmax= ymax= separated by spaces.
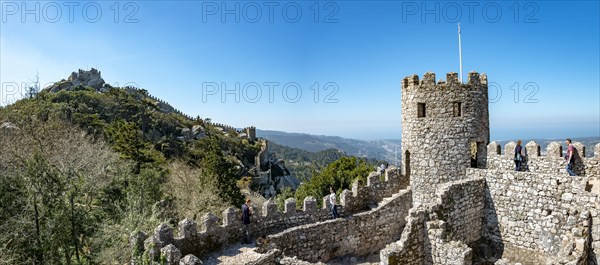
xmin=329 ymin=187 xmax=339 ymax=219
xmin=514 ymin=140 xmax=525 ymax=171
xmin=241 ymin=198 xmax=253 ymax=244
xmin=565 ymin=138 xmax=577 ymax=176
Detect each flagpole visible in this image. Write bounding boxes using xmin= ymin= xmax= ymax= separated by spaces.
xmin=458 ymin=23 xmax=463 ymax=83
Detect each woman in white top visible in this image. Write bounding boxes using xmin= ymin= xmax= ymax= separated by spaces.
xmin=329 ymin=187 xmax=339 ymax=219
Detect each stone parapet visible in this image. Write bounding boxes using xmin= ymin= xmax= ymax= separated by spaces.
xmin=133 ymin=167 xmax=408 ymax=263
xmin=487 ymin=141 xmax=600 ymax=176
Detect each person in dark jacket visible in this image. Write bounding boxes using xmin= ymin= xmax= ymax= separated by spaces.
xmin=514 ymin=140 xmax=525 ymax=171
xmin=241 ymin=198 xmax=253 ymax=244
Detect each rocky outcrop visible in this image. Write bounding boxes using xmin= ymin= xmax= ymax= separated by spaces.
xmin=44 ymin=68 xmax=106 ymax=92
xmin=177 ymin=125 xmax=207 ymax=141
xmin=254 ymin=159 xmax=298 ymax=198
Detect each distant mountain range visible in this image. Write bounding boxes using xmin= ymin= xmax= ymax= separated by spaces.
xmin=256 ymin=129 xmax=402 ymax=164
xmin=257 ymin=129 xmax=599 ymax=161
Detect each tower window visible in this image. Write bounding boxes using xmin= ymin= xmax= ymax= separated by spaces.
xmin=417 ymin=103 xmax=426 ymax=118
xmin=453 ymin=102 xmax=462 ymax=117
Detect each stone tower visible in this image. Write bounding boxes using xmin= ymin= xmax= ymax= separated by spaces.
xmin=401 ymin=72 xmax=489 ymax=205
xmin=246 ymin=126 xmax=256 ymax=140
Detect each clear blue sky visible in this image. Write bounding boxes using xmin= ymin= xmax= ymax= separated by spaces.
xmin=1 ymin=1 xmax=599 ymax=140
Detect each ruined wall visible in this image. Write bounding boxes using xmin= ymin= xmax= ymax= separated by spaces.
xmin=263 ymin=189 xmax=412 ymax=263
xmin=434 ymin=177 xmax=486 ymax=244
xmin=487 ymin=141 xmax=600 ymax=177
xmin=402 ymin=71 xmax=489 ymax=205
xmin=134 ymin=169 xmax=408 ymax=263
xmin=468 ymin=168 xmax=593 ymax=264
xmin=380 ymin=208 xmax=429 ymax=265
xmin=380 ymin=177 xmax=486 ymax=265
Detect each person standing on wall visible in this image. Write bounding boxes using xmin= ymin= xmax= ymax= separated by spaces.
xmin=514 ymin=140 xmax=525 ymax=171
xmin=329 ymin=187 xmax=339 ymax=219
xmin=565 ymin=138 xmax=577 ymax=176
xmin=241 ymin=198 xmax=253 ymax=244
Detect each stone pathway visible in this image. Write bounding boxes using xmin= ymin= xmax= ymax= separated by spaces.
xmin=202 ymin=242 xmax=380 ymax=265
xmin=203 ymin=243 xmax=263 ymax=265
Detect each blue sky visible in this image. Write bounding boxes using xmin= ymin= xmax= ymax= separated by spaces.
xmin=1 ymin=1 xmax=599 ymax=140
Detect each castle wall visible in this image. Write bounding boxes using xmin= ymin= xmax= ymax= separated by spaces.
xmin=434 ymin=177 xmax=486 ymax=244
xmin=380 ymin=208 xmax=429 ymax=265
xmin=263 ymin=189 xmax=412 ymax=263
xmin=338 ymin=169 xmax=409 ymax=212
xmin=381 ymin=177 xmax=485 ymax=265
xmin=135 ymin=169 xmax=408 ymax=263
xmin=402 ymin=72 xmax=489 ymax=206
xmin=468 ymin=168 xmax=593 ymax=263
xmin=487 ymin=141 xmax=600 ymax=177
xmin=141 ymin=198 xmax=341 ymax=262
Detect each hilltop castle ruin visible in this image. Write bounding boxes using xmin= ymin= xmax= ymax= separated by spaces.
xmin=132 ymin=72 xmax=600 ymax=265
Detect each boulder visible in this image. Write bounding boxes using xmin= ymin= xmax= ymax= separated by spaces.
xmin=179 ymin=254 xmax=203 ymax=265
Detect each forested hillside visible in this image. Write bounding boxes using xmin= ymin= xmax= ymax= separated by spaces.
xmin=0 ymin=81 xmax=384 ymax=263
xmin=0 ymin=86 xmax=261 ymax=263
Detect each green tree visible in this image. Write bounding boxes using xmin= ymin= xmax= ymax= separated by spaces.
xmin=0 ymin=85 xmax=265 ymax=263
xmin=199 ymin=135 xmax=244 ymax=206
xmin=295 ymin=156 xmax=374 ymax=208
xmin=0 ymin=119 xmax=122 ymax=264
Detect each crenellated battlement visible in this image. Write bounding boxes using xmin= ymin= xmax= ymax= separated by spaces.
xmin=261 ymin=188 xmax=413 ymax=263
xmin=123 ymin=86 xmax=258 ymax=138
xmin=401 ymin=71 xmax=488 ymax=90
xmin=123 ymin=86 xmax=196 ymax=120
xmin=486 ymin=141 xmax=600 ymax=176
xmin=134 ymin=167 xmax=408 ymax=263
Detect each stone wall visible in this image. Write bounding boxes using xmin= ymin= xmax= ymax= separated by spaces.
xmin=380 ymin=177 xmax=486 ymax=265
xmin=434 ymin=177 xmax=486 ymax=244
xmin=380 ymin=207 xmax=429 ymax=265
xmin=468 ymin=168 xmax=593 ymax=263
xmin=338 ymin=168 xmax=408 ymax=213
xmin=487 ymin=141 xmax=600 ymax=177
xmin=402 ymin=71 xmax=489 ymax=206
xmin=262 ymin=189 xmax=412 ymax=263
xmin=134 ymin=168 xmax=408 ymax=263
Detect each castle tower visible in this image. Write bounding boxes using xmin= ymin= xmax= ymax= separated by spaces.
xmin=246 ymin=126 xmax=256 ymax=140
xmin=401 ymin=71 xmax=489 ymax=205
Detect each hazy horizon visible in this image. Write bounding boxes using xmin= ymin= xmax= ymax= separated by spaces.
xmin=257 ymin=128 xmax=599 ymax=142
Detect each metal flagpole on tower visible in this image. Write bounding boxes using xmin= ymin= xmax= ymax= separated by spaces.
xmin=458 ymin=23 xmax=463 ymax=83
